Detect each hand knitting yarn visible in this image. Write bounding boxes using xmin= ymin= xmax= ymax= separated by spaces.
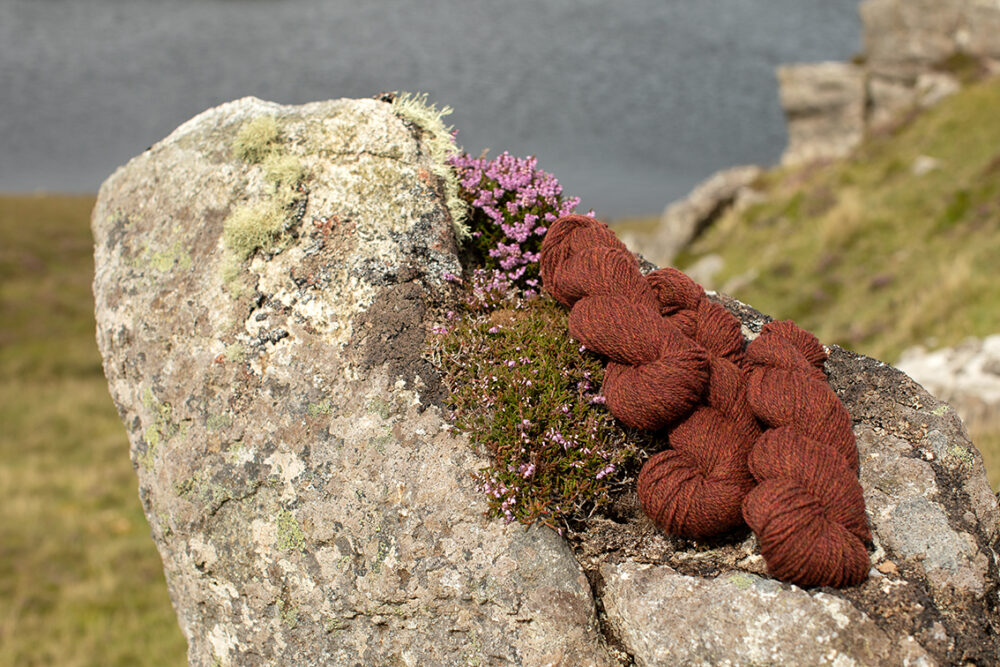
xmin=539 ymin=214 xmax=870 ymax=587
xmin=542 ymin=215 xmax=759 ymax=538
xmin=743 ymin=321 xmax=871 ymax=587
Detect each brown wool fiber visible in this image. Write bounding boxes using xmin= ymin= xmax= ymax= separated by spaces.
xmin=540 ymin=214 xmax=870 ymax=588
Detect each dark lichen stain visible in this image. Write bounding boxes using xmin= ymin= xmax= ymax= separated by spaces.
xmin=349 ymin=281 xmax=446 ymax=409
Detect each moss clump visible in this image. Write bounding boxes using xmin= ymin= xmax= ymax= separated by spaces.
xmin=429 ymin=289 xmax=641 ymax=531
xmin=223 ymin=199 xmax=290 ymax=261
xmin=233 ymin=116 xmax=280 ymax=163
xmin=390 ymin=92 xmax=469 ymax=240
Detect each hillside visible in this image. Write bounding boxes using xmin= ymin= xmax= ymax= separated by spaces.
xmin=678 ymin=76 xmax=1000 ymax=366
xmin=0 ymin=194 xmax=186 ymax=665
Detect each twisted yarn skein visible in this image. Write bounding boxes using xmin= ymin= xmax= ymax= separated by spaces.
xmin=541 ymin=215 xmax=760 ymax=538
xmin=743 ymin=321 xmax=871 ymax=587
xmin=540 ymin=214 xmax=870 ymax=587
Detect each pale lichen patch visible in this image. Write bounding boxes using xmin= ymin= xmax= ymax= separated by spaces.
xmin=265 ymin=449 xmax=306 ymax=498
xmin=233 ymin=115 xmax=280 ymax=163
xmin=390 ymin=92 xmax=468 ymax=239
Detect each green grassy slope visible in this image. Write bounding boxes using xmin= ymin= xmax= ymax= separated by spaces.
xmin=683 ymin=77 xmax=1000 ymax=365
xmin=0 ymin=194 xmax=186 ymax=666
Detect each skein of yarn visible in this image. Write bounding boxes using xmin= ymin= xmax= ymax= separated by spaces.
xmin=743 ymin=321 xmax=871 ymax=587
xmin=539 ymin=214 xmax=870 ymax=587
xmin=542 ymin=215 xmax=759 ymax=537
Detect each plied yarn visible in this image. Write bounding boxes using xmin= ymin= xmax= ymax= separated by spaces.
xmin=540 ymin=214 xmax=870 ymax=588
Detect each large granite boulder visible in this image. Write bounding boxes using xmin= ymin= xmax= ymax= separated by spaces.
xmin=94 ymin=97 xmax=1000 ymax=665
xmin=92 ymin=96 xmax=611 ymax=666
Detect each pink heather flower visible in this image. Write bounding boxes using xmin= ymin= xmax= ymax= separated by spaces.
xmin=448 ymin=150 xmax=589 ymax=293
xmin=596 ymin=464 xmax=616 ymax=480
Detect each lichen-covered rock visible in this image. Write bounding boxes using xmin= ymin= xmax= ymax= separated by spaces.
xmin=94 ymin=95 xmax=1000 ymax=667
xmin=575 ymin=292 xmax=1000 ymax=666
xmin=92 ymin=96 xmax=612 ymax=666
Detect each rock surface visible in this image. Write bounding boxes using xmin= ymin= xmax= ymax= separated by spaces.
xmin=616 ymin=165 xmax=761 ymax=268
xmin=777 ymin=62 xmax=866 ymax=166
xmin=92 ymin=96 xmax=612 ymax=666
xmin=898 ymin=336 xmax=1000 ymax=433
xmin=94 ymin=97 xmax=1000 ymax=666
xmin=774 ymin=0 xmax=1000 ymax=164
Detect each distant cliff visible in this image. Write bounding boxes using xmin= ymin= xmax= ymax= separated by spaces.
xmin=779 ymin=0 xmax=1000 ymax=165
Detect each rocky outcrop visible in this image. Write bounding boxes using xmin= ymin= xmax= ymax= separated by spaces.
xmin=91 ymin=96 xmax=611 ymax=666
xmin=778 ymin=0 xmax=1000 ymax=165
xmin=861 ymin=0 xmax=1000 ymax=79
xmin=777 ymin=63 xmax=866 ymax=166
xmin=616 ymin=165 xmax=761 ymax=268
xmin=898 ymin=336 xmax=1000 ymax=433
xmin=94 ymin=97 xmax=1000 ymax=665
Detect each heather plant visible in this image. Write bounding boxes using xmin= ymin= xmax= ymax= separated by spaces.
xmin=429 ymin=295 xmax=640 ymax=531
xmin=448 ymin=151 xmax=582 ymax=294
xmin=430 ymin=151 xmax=642 ymax=531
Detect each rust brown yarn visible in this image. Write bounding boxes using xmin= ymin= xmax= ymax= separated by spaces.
xmin=540 ymin=214 xmax=870 ymax=587
xmin=743 ymin=321 xmax=871 ymax=587
xmin=542 ymin=215 xmax=758 ymax=537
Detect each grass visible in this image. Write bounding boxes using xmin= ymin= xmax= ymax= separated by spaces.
xmin=0 ymin=194 xmax=186 ymax=666
xmin=683 ymin=77 xmax=1000 ymax=364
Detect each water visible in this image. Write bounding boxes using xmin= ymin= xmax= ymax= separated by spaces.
xmin=0 ymin=0 xmax=860 ymax=217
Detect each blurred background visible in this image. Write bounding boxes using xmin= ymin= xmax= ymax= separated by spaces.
xmin=2 ymin=0 xmax=998 ymax=664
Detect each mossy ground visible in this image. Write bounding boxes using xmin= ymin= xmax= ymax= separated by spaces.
xmin=0 ymin=194 xmax=186 ymax=665
xmin=615 ymin=77 xmax=1000 ymax=489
